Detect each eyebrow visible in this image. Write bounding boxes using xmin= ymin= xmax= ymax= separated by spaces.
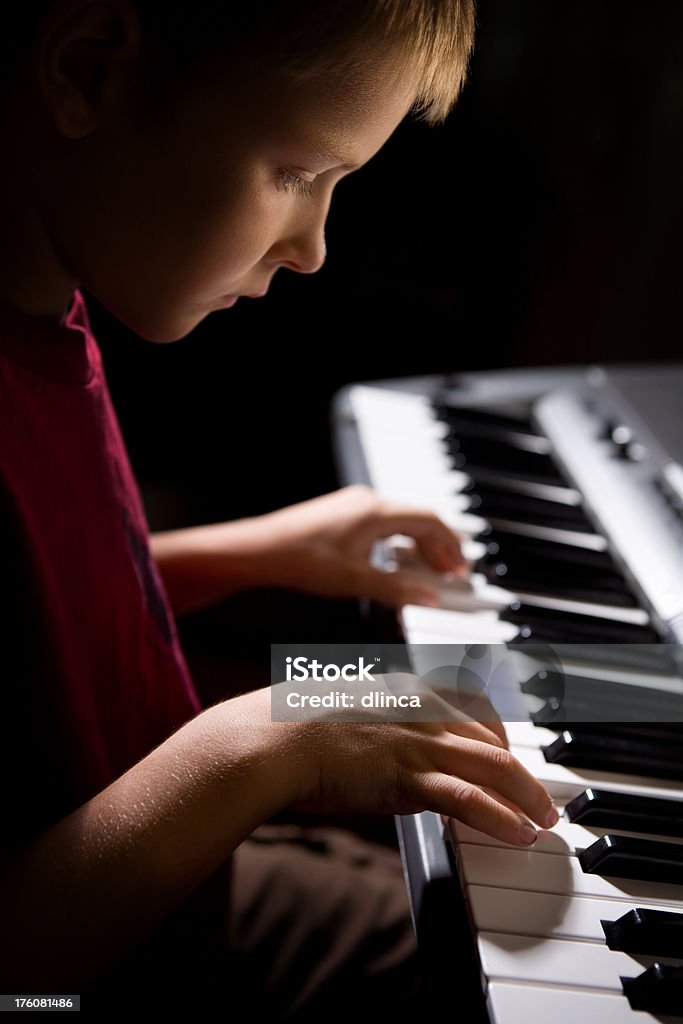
xmin=310 ymin=143 xmax=358 ymax=170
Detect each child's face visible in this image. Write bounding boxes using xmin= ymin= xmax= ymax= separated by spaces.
xmin=49 ymin=55 xmax=418 ymax=341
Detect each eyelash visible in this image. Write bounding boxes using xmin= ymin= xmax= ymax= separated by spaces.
xmin=278 ymin=168 xmax=315 ymax=198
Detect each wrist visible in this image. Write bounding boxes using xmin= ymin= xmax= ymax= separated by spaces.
xmin=194 ymin=688 xmax=308 ymax=818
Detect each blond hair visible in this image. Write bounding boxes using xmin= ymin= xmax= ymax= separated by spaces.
xmin=136 ymin=1 xmax=476 ymax=126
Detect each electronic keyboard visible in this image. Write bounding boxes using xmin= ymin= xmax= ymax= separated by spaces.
xmin=332 ymin=364 xmax=683 ymax=1023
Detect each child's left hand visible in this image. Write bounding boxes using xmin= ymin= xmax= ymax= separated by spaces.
xmin=151 ymin=484 xmax=468 ymax=614
xmin=259 ymin=485 xmax=467 ymax=608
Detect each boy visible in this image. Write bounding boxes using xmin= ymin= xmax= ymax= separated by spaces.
xmin=0 ymin=1 xmax=558 ymax=1015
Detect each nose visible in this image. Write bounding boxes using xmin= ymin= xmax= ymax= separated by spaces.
xmin=266 ymin=212 xmax=328 ymax=276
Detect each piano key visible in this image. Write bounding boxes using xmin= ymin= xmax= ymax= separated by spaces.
xmin=478 ymin=931 xmax=669 ymax=992
xmin=434 ymin=403 xmax=538 ymax=436
xmin=502 ymin=605 xmax=653 ymax=640
xmin=621 ymin=964 xmax=683 ymax=1015
xmin=531 ymin=698 xmax=664 ymax=726
xmin=441 ymin=420 xmax=552 ymax=454
xmin=466 ymin=489 xmax=593 ymax=529
xmin=464 ymin=469 xmax=582 ymax=504
xmin=480 ymin=530 xmax=614 ymax=568
xmin=466 ymin=479 xmax=589 ymax=517
xmin=447 ymin=442 xmax=565 ymax=485
xmin=579 ymin=835 xmax=683 ymax=886
xmin=491 ymin=571 xmax=638 ymax=608
xmin=509 ymin=722 xmax=683 ymax=759
xmin=582 ymin=722 xmax=683 ymax=743
xmin=505 ymin=592 xmax=649 ymax=624
xmin=466 ymin=886 xmax=681 ymax=945
xmin=445 ymin=430 xmax=554 ymax=460
xmin=509 ymin=744 xmax=683 ymax=801
xmin=480 ymin=517 xmax=609 ymax=550
xmin=604 ymin=908 xmax=683 ymax=957
xmin=457 ymin=844 xmax=683 ymax=905
xmin=544 ymin=733 xmax=683 ymax=780
xmin=520 ymin=670 xmax=681 ymax=701
xmin=487 ymin=981 xmax=678 ymax=1024
xmin=565 ymin=789 xmax=683 ymax=838
xmin=401 ymin=605 xmax=519 ymax=643
xmin=449 ymin=813 xmax=683 ymax=855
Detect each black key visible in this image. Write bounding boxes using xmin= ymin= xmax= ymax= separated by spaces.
xmin=433 ymin=404 xmax=536 ymax=435
xmin=522 ymin=671 xmax=681 ymax=706
xmin=483 ymin=555 xmax=628 ymax=594
xmin=482 ymin=532 xmax=614 ymax=571
xmin=543 ymin=732 xmax=683 ymax=781
xmin=603 ymin=908 xmax=683 ymax=957
xmin=463 ymin=470 xmax=578 ymax=503
xmin=521 ymin=643 xmax=674 ymax=674
xmin=589 ymin=723 xmax=683 ymax=743
xmin=565 ymin=789 xmax=683 ymax=837
xmin=524 ymin=672 xmax=683 ymax=723
xmin=481 ymin=565 xmax=634 ymax=602
xmin=443 ymin=422 xmax=550 ymax=454
xmin=446 ymin=438 xmax=564 ymax=483
xmin=533 ymin=697 xmax=683 ymax=727
xmin=621 ymin=964 xmax=683 ymax=1014
xmin=579 ymin=834 xmax=683 ymax=885
xmin=469 ymin=490 xmax=592 ymax=528
xmin=486 ymin=512 xmax=595 ymax=535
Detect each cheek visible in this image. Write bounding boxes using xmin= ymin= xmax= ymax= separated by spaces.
xmin=157 ymin=165 xmax=281 ymax=295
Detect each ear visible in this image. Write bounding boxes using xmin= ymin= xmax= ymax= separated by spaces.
xmin=35 ymin=0 xmax=142 ymax=139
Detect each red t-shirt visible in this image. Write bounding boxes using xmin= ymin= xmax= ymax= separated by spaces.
xmin=0 ymin=290 xmax=202 ymax=853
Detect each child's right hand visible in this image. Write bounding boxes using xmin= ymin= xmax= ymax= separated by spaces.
xmin=232 ymin=686 xmax=558 ymax=848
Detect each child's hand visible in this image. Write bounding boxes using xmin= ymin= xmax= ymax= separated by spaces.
xmin=234 ymin=686 xmax=558 ymax=848
xmin=261 ymin=485 xmax=467 ymax=607
xmin=298 ymin=719 xmax=555 ymax=846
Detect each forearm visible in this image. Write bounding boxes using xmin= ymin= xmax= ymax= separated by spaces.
xmin=150 ymin=517 xmax=277 ymax=615
xmin=0 ymin=689 xmax=295 ymax=991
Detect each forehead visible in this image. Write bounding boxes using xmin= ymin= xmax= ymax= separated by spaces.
xmin=223 ymin=57 xmax=419 ymax=166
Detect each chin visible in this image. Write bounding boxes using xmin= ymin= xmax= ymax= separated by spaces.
xmin=126 ymin=311 xmax=208 ymax=344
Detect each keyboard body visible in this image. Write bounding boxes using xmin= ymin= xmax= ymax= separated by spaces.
xmin=332 ymin=365 xmax=683 ymax=1023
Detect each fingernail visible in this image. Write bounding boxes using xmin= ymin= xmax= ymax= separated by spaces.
xmin=544 ymin=805 xmax=560 ymax=829
xmin=417 ymin=592 xmax=441 ymax=607
xmin=518 ymin=823 xmax=537 ymax=845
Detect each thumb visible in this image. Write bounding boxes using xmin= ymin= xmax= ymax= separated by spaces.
xmin=359 ymin=566 xmax=442 ymax=609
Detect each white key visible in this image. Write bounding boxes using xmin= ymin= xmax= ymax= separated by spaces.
xmin=487 ymin=982 xmax=680 ymax=1024
xmin=402 ymin=606 xmax=519 ymax=643
xmin=509 ymin=743 xmax=683 ymax=801
xmin=512 ymin=591 xmax=652 ymax=624
xmin=505 ymin=720 xmax=564 ymax=749
xmin=449 ymin=814 xmax=683 ymax=854
xmin=458 ymin=844 xmax=683 ymax=906
xmin=349 ymin=387 xmax=460 ymax=501
xmin=478 ymin=931 xmax=673 ymax=992
xmin=466 ymin=885 xmax=683 ymax=943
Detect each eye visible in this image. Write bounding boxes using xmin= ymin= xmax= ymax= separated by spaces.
xmin=278 ymin=168 xmax=315 ymax=198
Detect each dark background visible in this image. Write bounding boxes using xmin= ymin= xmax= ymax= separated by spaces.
xmin=86 ymin=0 xmax=683 ymax=693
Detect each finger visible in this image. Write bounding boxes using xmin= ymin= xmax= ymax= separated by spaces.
xmin=415 ymin=536 xmax=470 ymax=577
xmin=480 ymin=785 xmax=526 ymax=816
xmin=444 ymin=720 xmax=506 ymax=748
xmin=355 ymin=565 xmax=442 ymax=608
xmin=446 ymin=716 xmax=509 ymax=749
xmin=429 ymin=686 xmax=508 ymax=749
xmin=417 ymin=772 xmax=540 ymax=846
xmin=435 ymin=738 xmax=559 ymax=830
xmin=360 ymin=509 xmax=467 ymax=572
